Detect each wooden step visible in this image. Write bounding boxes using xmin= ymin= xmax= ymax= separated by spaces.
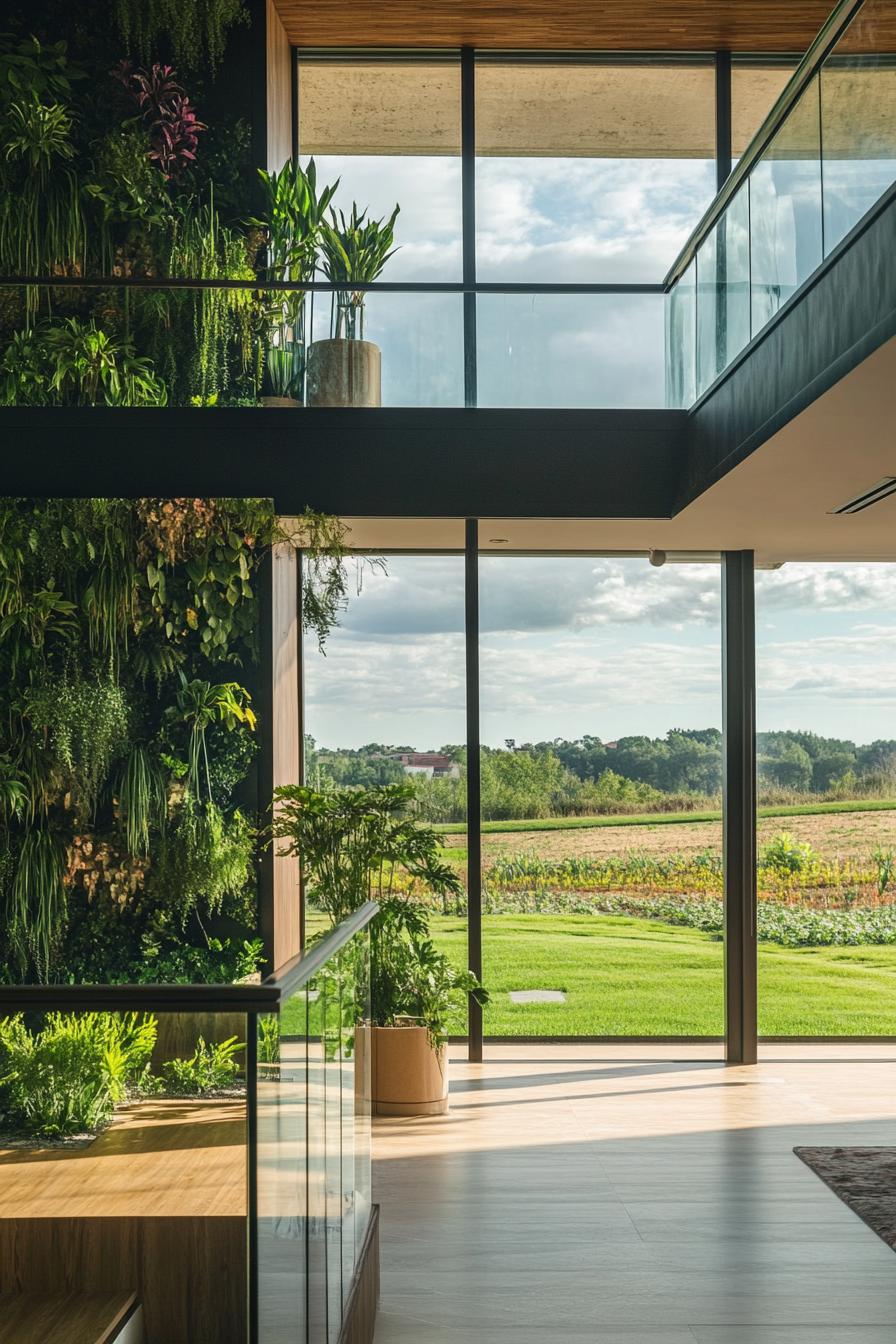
xmin=0 ymin=1292 xmax=142 ymax=1344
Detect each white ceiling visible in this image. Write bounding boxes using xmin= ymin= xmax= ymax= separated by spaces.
xmin=339 ymin=333 xmax=896 ymax=564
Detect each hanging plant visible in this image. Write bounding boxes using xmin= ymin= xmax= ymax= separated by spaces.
xmin=109 ymin=0 xmax=249 ymax=75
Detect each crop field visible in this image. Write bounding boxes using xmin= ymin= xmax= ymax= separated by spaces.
xmin=439 ymin=805 xmax=896 ymax=863
xmin=307 ymin=804 xmax=896 ymax=1037
xmin=432 ymin=805 xmax=896 ymax=1035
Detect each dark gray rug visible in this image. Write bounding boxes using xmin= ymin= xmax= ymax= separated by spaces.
xmin=795 ymin=1147 xmax=896 ymax=1249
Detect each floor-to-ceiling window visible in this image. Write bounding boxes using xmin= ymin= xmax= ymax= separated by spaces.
xmin=756 ymin=561 xmax=896 ymax=1037
xmin=476 ymin=555 xmax=723 ymax=1038
xmin=294 ymin=50 xmax=720 ymax=408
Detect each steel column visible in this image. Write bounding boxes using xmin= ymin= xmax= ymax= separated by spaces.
xmin=715 ymin=50 xmax=732 ymax=189
xmin=465 ymin=517 xmax=483 ymax=1061
xmin=722 ymin=551 xmax=758 ymax=1064
xmin=461 ymin=47 xmax=478 ymax=407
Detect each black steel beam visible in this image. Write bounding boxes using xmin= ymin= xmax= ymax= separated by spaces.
xmin=465 ymin=517 xmax=483 ymax=1062
xmin=0 ymin=407 xmax=686 ymax=520
xmin=680 ymin=183 xmax=896 ymax=510
xmin=722 ymin=551 xmax=757 ymax=1065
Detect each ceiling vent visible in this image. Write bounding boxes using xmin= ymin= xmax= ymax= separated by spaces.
xmin=830 ymin=477 xmax=896 ymax=515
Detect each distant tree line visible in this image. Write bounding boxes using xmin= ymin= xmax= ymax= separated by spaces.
xmin=305 ymin=730 xmax=896 ymax=822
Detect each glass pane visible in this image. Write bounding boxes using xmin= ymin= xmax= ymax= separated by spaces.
xmin=695 ymin=185 xmax=751 ymax=395
xmin=756 ymin=562 xmax=896 ymax=1039
xmin=297 ymin=59 xmax=462 ymax=281
xmin=750 ymin=74 xmax=823 ymax=334
xmin=477 ymin=293 xmax=665 ymax=408
xmin=307 ymin=973 xmax=328 ymax=1341
xmin=1 ymin=285 xmax=464 ymax=408
xmin=665 ymin=258 xmax=696 ymax=408
xmin=731 ymin=58 xmax=801 ymax=163
xmin=351 ymin=934 xmax=372 ymax=1260
xmin=257 ymin=996 xmax=307 ymax=1344
xmin=821 ymin=0 xmax=896 ymax=255
xmin=478 ymin=556 xmax=724 ymax=1041
xmin=308 ymin=291 xmax=464 ymax=407
xmin=322 ymin=971 xmax=343 ymax=1340
xmin=475 ymin=60 xmax=716 ymax=282
xmin=303 ymin=553 xmax=469 ymax=1043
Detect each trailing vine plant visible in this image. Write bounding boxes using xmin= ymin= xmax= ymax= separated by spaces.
xmin=109 ymin=0 xmax=249 ymax=75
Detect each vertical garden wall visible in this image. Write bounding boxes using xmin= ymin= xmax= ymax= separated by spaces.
xmin=0 ymin=498 xmax=350 ymax=985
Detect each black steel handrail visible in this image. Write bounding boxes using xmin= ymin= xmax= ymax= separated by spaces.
xmin=0 ymin=276 xmax=663 ymax=294
xmin=260 ymin=900 xmax=379 ymax=1001
xmin=663 ymin=0 xmax=866 ymax=288
xmin=0 ymin=901 xmax=379 ymax=1015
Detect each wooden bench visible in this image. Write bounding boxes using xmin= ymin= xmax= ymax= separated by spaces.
xmin=0 ymin=1291 xmax=142 ymax=1343
xmin=0 ymin=1100 xmax=246 ymax=1344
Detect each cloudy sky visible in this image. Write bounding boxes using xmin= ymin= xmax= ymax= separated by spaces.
xmin=304 ymin=557 xmax=896 ymax=750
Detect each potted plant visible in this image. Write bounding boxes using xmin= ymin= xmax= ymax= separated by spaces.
xmin=306 ymin=202 xmax=399 ymax=408
xmin=362 ymin=894 xmax=487 ymax=1115
xmin=251 ymin=159 xmax=337 ymax=407
xmin=271 ymin=782 xmax=486 ymax=1113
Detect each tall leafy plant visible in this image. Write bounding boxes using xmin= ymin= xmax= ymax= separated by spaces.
xmin=318 ymin=203 xmax=400 ymax=341
xmin=251 ymin=160 xmax=338 ymax=399
xmin=271 ymin=783 xmax=460 ymax=925
xmin=0 ymin=92 xmax=85 ymax=309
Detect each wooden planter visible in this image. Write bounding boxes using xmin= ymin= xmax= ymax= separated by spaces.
xmin=150 ymin=1012 xmax=247 ymax=1076
xmin=355 ymin=1024 xmax=448 ymax=1116
xmin=260 ymin=394 xmax=302 ymax=408
xmin=306 ymin=339 xmax=381 ymax=408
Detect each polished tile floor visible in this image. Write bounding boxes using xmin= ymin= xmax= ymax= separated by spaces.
xmin=372 ymin=1044 xmax=896 ymax=1342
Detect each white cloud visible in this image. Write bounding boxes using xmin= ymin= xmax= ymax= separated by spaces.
xmin=756 ymin=564 xmax=896 ymax=612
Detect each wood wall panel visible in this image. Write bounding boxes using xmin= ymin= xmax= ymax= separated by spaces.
xmin=0 ymin=1102 xmax=248 ymax=1344
xmin=0 ymin=1219 xmax=245 ymax=1344
xmin=266 ymin=0 xmax=293 ymax=168
xmin=272 ymin=0 xmax=896 ymax=53
xmin=271 ymin=539 xmax=302 ymax=970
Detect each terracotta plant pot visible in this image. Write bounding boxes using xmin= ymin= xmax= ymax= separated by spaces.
xmin=260 ymin=394 xmax=302 ymax=408
xmin=306 ymin=339 xmax=382 ymax=408
xmin=355 ymin=1023 xmax=448 ymax=1116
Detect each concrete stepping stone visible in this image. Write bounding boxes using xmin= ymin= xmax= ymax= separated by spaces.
xmin=508 ymin=989 xmax=567 ymax=1004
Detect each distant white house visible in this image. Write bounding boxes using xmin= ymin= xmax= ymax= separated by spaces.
xmin=392 ymin=752 xmax=460 ymax=780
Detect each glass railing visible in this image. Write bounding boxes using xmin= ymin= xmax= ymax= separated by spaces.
xmin=665 ymin=0 xmax=896 ymax=406
xmin=0 ymin=901 xmax=378 ymax=1344
xmin=0 ymin=279 xmax=669 ymax=410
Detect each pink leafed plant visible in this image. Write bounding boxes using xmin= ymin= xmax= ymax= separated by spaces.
xmin=113 ymin=60 xmax=206 ymax=179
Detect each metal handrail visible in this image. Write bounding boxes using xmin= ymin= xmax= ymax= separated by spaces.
xmin=0 ymin=901 xmax=379 ymax=1014
xmin=261 ymin=900 xmax=379 ymax=1001
xmin=663 ymin=0 xmax=866 ymax=288
xmin=0 ymin=275 xmax=663 ymax=294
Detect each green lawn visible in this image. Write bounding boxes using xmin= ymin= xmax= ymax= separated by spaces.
xmin=434 ymin=797 xmax=896 ymax=836
xmin=427 ymin=914 xmax=896 ymax=1037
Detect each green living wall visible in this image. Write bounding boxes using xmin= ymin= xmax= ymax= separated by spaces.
xmin=0 ymin=1 xmax=399 ymax=407
xmin=0 ymin=498 xmax=348 ymax=985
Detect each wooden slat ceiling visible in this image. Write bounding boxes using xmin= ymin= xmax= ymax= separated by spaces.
xmin=274 ymin=0 xmax=893 ymax=52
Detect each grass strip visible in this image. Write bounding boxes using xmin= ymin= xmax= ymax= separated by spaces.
xmin=434 ymin=798 xmax=896 ymax=836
